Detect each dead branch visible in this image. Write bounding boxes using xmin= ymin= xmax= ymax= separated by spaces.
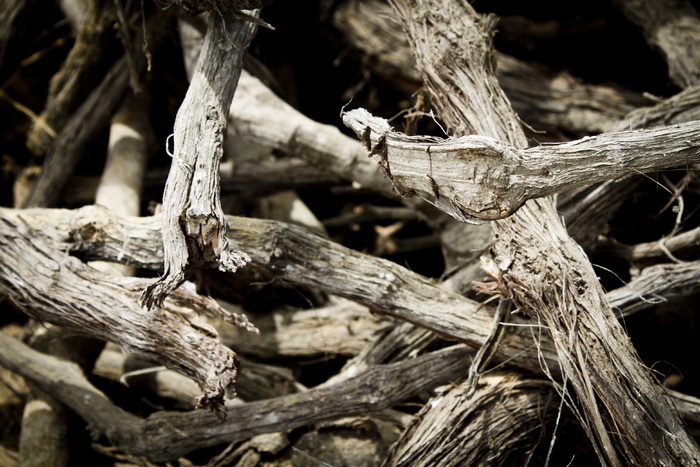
xmin=216 ymin=298 xmax=391 ymax=360
xmin=333 ymin=0 xmax=649 ymax=136
xmin=342 ymin=108 xmax=700 ymax=223
xmin=0 ymin=330 xmax=474 ymax=462
xmin=3 ymin=204 xmax=554 ymax=376
xmin=383 ymin=374 xmax=559 ymax=466
xmin=387 ymin=0 xmax=700 ymax=465
xmin=21 ymin=57 xmax=130 ymax=208
xmin=612 ymin=0 xmax=700 ymax=88
xmin=0 ymin=211 xmax=257 ymax=419
xmin=230 ymin=71 xmax=392 ymax=195
xmin=141 ymin=11 xmax=257 ymax=309
xmin=607 ymin=260 xmax=700 ymax=317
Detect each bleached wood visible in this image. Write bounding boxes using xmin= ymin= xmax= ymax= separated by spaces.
xmin=3 ymin=204 xmax=554 ymax=376
xmin=343 ymin=108 xmax=700 ymax=223
xmin=333 ymin=0 xmax=648 ymax=136
xmin=386 ymin=1 xmax=700 ymax=465
xmin=0 ymin=330 xmax=474 ymax=462
xmin=612 ymin=0 xmax=700 ymax=88
xmin=0 ymin=210 xmax=257 ymax=419
xmin=141 ymin=11 xmax=257 ymax=309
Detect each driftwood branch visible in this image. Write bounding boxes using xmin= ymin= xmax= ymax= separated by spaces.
xmin=0 ymin=329 xmax=474 ymax=462
xmin=0 ymin=210 xmax=257 ymax=419
xmin=332 ymin=0 xmax=650 ymax=136
xmin=612 ymin=0 xmax=700 ymax=88
xmin=14 ymin=204 xmax=700 ymax=379
xmin=2 ymin=204 xmax=554 ymax=376
xmin=386 ymin=1 xmax=700 ymax=465
xmin=342 ymin=108 xmax=700 ymax=223
xmin=141 ymin=11 xmax=258 ymax=309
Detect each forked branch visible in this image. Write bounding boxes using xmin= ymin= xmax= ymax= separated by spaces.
xmin=343 ymin=108 xmax=700 ymax=223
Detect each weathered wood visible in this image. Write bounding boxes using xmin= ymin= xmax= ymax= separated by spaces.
xmin=387 ymin=1 xmax=700 ymax=465
xmin=383 ymin=374 xmax=559 ymax=466
xmin=230 ymin=71 xmax=392 ymax=195
xmin=0 ymin=211 xmax=257 ymax=419
xmin=215 ymin=298 xmax=390 ymax=360
xmin=0 ymin=330 xmax=475 ymax=462
xmin=21 ymin=56 xmax=130 ymax=208
xmin=26 ymin=0 xmax=119 ymax=157
xmin=612 ymin=0 xmax=700 ymax=88
xmin=607 ymin=260 xmax=700 ymax=317
xmin=141 ymin=11 xmax=257 ymax=309
xmin=7 ymin=205 xmax=555 ymax=377
xmin=343 ymin=108 xmax=700 ymax=223
xmin=230 ymin=70 xmax=494 ymax=269
xmin=333 ymin=0 xmax=649 ymax=136
xmin=561 ymin=83 xmax=700 ymax=247
xmin=93 ymin=342 xmax=299 ymax=405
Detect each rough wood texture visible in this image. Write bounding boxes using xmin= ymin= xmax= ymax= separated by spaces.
xmin=141 ymin=11 xmax=257 ymax=309
xmin=26 ymin=0 xmax=118 ymax=156
xmin=612 ymin=0 xmax=700 ymax=88
xmin=230 ymin=70 xmax=495 ymax=269
xmin=230 ymin=71 xmax=392 ymax=195
xmin=12 ymin=205 xmax=556 ymax=376
xmin=333 ymin=0 xmax=649 ymax=136
xmin=386 ymin=1 xmax=700 ymax=465
xmin=384 ymin=375 xmax=558 ymax=466
xmin=0 ymin=330 xmax=474 ymax=462
xmin=343 ymin=109 xmax=700 ymax=223
xmin=0 ymin=210 xmax=258 ymax=419
xmin=22 ymin=57 xmax=130 ymax=208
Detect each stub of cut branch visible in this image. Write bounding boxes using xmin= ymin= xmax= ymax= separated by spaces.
xmin=342 ymin=108 xmax=700 ymax=223
xmin=141 ymin=11 xmax=258 ymax=309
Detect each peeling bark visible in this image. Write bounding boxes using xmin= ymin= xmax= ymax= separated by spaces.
xmin=385 ymin=1 xmax=700 ymax=465
xmin=0 ymin=211 xmax=257 ymax=419
xmin=343 ymin=108 xmax=700 ymax=223
xmin=141 ymin=11 xmax=258 ymax=309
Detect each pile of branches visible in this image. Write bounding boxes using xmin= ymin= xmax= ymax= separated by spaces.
xmin=2 ymin=0 xmax=700 ymax=465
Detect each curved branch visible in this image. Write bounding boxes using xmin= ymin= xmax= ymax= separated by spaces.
xmin=343 ymin=108 xmax=700 ymax=223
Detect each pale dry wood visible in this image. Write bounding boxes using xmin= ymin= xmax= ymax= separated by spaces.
xmin=215 ymin=298 xmax=390 ymax=360
xmin=612 ymin=83 xmax=700 ymax=132
xmin=17 ymin=395 xmax=69 ymax=467
xmin=91 ymin=93 xmax=152 ymax=277
xmin=0 ymin=210 xmax=258 ymax=419
xmin=612 ymin=0 xmax=700 ymax=88
xmin=9 ymin=205 xmax=555 ymax=377
xmin=5 ymin=206 xmax=700 ymax=461
xmin=230 ymin=70 xmax=494 ymax=269
xmin=333 ymin=0 xmax=648 ymax=136
xmin=17 ymin=204 xmax=700 ymax=382
xmin=19 ymin=93 xmax=152 ymax=466
xmin=93 ymin=342 xmax=298 ymax=405
xmin=607 ymin=260 xmax=700 ymax=317
xmin=387 ymin=1 xmax=700 ymax=465
xmin=141 ymin=11 xmax=257 ymax=309
xmin=0 ymin=329 xmax=475 ymax=462
xmin=144 ymin=146 xmax=343 ymax=196
xmin=26 ymin=0 xmax=118 ymax=156
xmin=22 ymin=56 xmax=130 ymax=208
xmin=342 ymin=108 xmax=700 ymax=223
xmin=230 ymin=71 xmax=392 ymax=195
xmin=561 ymin=83 xmax=700 ymax=247
xmin=383 ymin=374 xmax=558 ymax=466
